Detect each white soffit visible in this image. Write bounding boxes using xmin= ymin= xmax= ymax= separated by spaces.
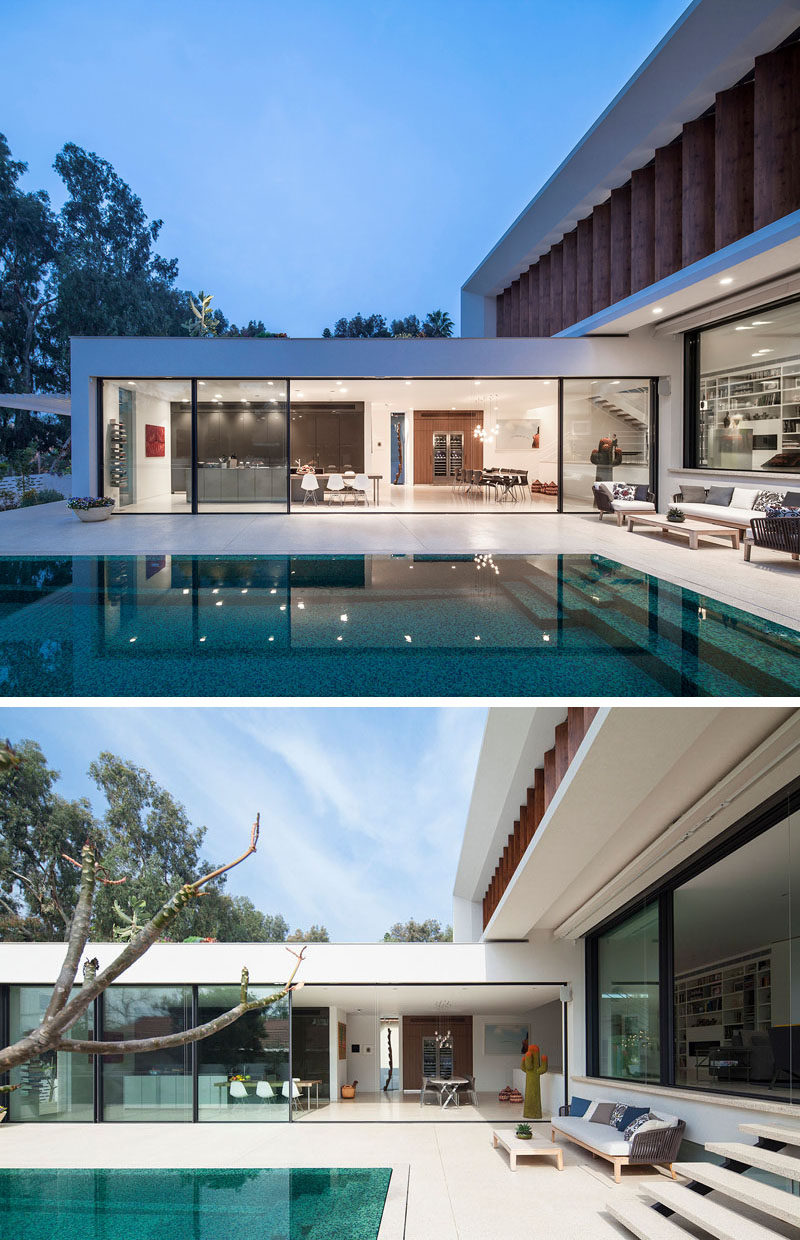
xmin=0 ymin=393 xmax=70 ymax=416
xmin=482 ymin=707 xmax=797 ymax=942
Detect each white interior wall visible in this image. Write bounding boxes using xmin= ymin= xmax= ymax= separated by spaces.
xmin=770 ymin=936 xmax=799 ymax=1025
xmin=345 ymin=1011 xmax=380 ymax=1093
xmin=490 ymin=400 xmax=559 ymax=483
xmin=365 ymin=402 xmax=394 ymax=487
xmin=132 ymin=387 xmax=172 ymax=502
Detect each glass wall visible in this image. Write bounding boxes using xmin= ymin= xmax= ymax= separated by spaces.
xmin=596 ymin=903 xmax=660 ymax=1083
xmin=102 ymin=380 xmax=191 ymax=513
xmin=8 ymin=987 xmax=94 ymax=1122
xmin=562 ymin=379 xmax=652 ymax=511
xmin=102 ymin=986 xmax=192 ymax=1121
xmin=196 ymin=380 xmax=288 ymax=511
xmin=694 ymin=297 xmax=800 ymax=473
xmin=197 ymin=986 xmax=290 ymax=1121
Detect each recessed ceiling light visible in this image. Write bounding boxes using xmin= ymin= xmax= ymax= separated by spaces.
xmin=474 ymin=380 xmax=481 ymax=386
xmin=734 ymin=325 xmax=754 ymax=331
xmin=340 ymin=388 xmax=348 ymax=394
xmin=336 ymin=380 xmax=343 ymax=386
xmin=542 ymin=380 xmax=551 ymax=385
xmin=751 ymin=320 xmax=773 ymax=326
xmin=405 ymin=380 xmax=412 ymax=386
xmin=719 ymin=277 xmax=734 ymax=285
xmin=127 ymin=381 xmax=136 ymax=386
xmin=198 ymin=382 xmax=206 ymax=386
xmin=652 ymin=307 xmax=664 ymax=316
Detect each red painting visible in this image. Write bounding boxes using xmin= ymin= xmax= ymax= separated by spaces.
xmin=145 ymin=424 xmax=166 ymax=457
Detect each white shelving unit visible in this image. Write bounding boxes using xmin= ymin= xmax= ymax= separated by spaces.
xmin=699 ymin=355 xmax=800 ymax=470
xmin=674 ymin=947 xmax=771 ymax=1083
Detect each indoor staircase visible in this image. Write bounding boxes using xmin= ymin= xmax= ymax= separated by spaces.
xmin=608 ymin=1120 xmax=800 ymax=1240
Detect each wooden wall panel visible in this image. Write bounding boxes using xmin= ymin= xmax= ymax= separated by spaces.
xmin=519 ymin=270 xmax=530 ymax=336
xmin=503 ymin=288 xmax=512 ymax=336
xmin=538 ymin=253 xmax=551 ymax=336
xmin=549 ymin=243 xmax=564 ymax=334
xmin=402 ymin=1016 xmax=473 ymax=1087
xmin=509 ymin=279 xmax=521 ymax=336
xmin=413 ymin=412 xmax=482 ymax=484
xmin=495 ymin=293 xmax=506 ymax=338
xmin=682 ymin=114 xmax=716 ymax=266
xmin=592 ymin=200 xmax=611 ymax=313
xmin=527 ymin=263 xmax=539 ymax=336
xmin=610 ymin=182 xmax=632 ymax=303
xmin=715 ymin=81 xmax=754 ymax=249
xmin=562 ymin=229 xmax=577 ymax=327
xmin=630 ymin=165 xmax=655 ymax=291
xmin=754 ymin=42 xmax=800 ymax=230
xmin=576 ymin=216 xmax=593 ymax=321
xmin=655 ymin=141 xmax=683 ymax=280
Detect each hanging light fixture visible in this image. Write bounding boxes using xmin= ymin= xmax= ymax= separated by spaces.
xmin=433 ymin=999 xmax=452 ymax=1048
xmin=473 ymin=391 xmax=500 ymax=444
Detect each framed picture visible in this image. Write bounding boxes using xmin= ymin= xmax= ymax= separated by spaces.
xmin=338 ymin=1022 xmax=347 ymax=1060
xmin=145 ymin=424 xmax=165 ymax=457
xmin=484 ymin=1023 xmax=528 ymax=1055
xmin=496 ymin=419 xmax=536 ymax=451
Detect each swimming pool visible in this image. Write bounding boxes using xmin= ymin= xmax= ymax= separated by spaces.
xmin=0 ymin=1166 xmax=393 ymax=1240
xmin=0 ymin=553 xmax=797 ymax=696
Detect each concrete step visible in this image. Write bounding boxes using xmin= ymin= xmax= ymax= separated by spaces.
xmin=705 ymin=1141 xmax=800 ymax=1182
xmin=606 ymin=1198 xmax=687 ymax=1240
xmin=739 ymin=1121 xmax=800 ymax=1148
xmin=672 ymin=1162 xmax=800 ymax=1228
xmin=645 ymin=1180 xmax=781 ymax=1240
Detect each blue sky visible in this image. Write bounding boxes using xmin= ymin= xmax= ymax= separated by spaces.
xmin=2 ymin=0 xmax=689 ymax=335
xmin=1 ymin=706 xmax=487 ymax=940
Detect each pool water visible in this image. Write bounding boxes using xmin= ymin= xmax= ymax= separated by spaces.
xmin=0 ymin=1166 xmax=392 ymax=1240
xmin=0 ymin=553 xmax=797 ymax=696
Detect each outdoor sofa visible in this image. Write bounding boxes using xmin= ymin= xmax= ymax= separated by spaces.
xmin=592 ymin=482 xmax=656 ymax=524
xmin=551 ymin=1096 xmax=685 ymax=1183
xmin=671 ymin=483 xmax=800 ymax=531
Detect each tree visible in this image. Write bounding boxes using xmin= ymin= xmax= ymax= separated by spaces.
xmin=382 ymin=918 xmax=453 ymax=942
xmin=422 ymin=309 xmax=454 ymax=338
xmin=327 ymin=312 xmax=391 ymax=339
xmin=287 ymin=923 xmax=329 ymax=942
xmin=185 ymin=290 xmax=220 ymax=338
xmin=389 ymin=314 xmax=422 ymax=338
xmin=0 ymin=818 xmax=306 ymax=1085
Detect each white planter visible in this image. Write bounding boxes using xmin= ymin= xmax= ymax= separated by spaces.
xmin=73 ymin=507 xmax=114 ymax=522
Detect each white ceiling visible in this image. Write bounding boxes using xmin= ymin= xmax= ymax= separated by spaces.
xmin=294 ymin=982 xmax=560 ymax=1016
xmin=700 ymin=298 xmax=800 ymax=373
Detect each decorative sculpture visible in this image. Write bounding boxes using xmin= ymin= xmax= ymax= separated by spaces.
xmin=521 ymin=1043 xmax=548 ymax=1120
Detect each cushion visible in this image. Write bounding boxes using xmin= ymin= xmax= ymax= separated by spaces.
xmin=616 ymin=1105 xmax=649 ymax=1132
xmin=550 ymin=1116 xmax=632 ymax=1156
xmin=609 ymin=1102 xmax=627 ymax=1128
xmin=634 ymin=484 xmax=651 ymax=501
xmin=680 ymin=485 xmax=707 ymax=503
xmin=596 ymin=481 xmax=615 ymax=497
xmin=612 ymin=483 xmax=635 ymax=501
xmin=752 ymin=489 xmax=786 ymax=512
xmin=610 ymin=499 xmax=656 ymax=511
xmin=783 ymin=490 xmax=800 ymax=507
xmin=706 ymin=485 xmax=734 ymax=506
xmin=623 ymin=1111 xmax=657 ymax=1141
xmin=764 ymin=505 xmax=800 ymax=518
xmin=730 ymin=487 xmax=758 ymax=510
xmin=589 ymin=1101 xmax=617 ymax=1125
xmin=570 ymin=1095 xmax=591 ymax=1117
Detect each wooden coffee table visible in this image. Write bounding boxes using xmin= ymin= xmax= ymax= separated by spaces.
xmin=627 ymin=513 xmax=741 ymax=550
xmin=492 ymin=1130 xmax=564 ymax=1171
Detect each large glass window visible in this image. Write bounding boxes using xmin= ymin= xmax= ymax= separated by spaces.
xmin=562 ymin=379 xmax=652 ymax=511
xmin=102 ymin=380 xmax=191 ymax=514
xmin=596 ymin=903 xmax=660 ymax=1083
xmin=694 ymin=297 xmax=800 ymax=473
xmin=8 ymin=987 xmax=94 ymax=1122
xmin=197 ymin=986 xmax=290 ymax=1121
xmin=102 ymin=986 xmax=191 ymax=1121
xmin=196 ymin=380 xmax=288 ymax=511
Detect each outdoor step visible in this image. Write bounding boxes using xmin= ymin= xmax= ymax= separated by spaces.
xmin=606 ymin=1198 xmax=686 ymax=1240
xmin=672 ymin=1162 xmax=800 ymax=1228
xmin=705 ymin=1142 xmax=800 ymax=1182
xmin=644 ymin=1180 xmax=781 ymax=1240
xmin=739 ymin=1121 xmax=800 ymax=1148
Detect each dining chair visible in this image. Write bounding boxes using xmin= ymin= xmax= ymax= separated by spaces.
xmin=420 ymin=1077 xmax=443 ymax=1107
xmin=229 ymin=1080 xmax=248 ymax=1103
xmin=352 ymin=473 xmax=370 ymax=505
xmin=256 ymin=1080 xmax=274 ymax=1102
xmin=282 ymin=1079 xmax=302 ymax=1110
xmin=300 ymin=473 xmax=319 ymax=505
xmin=326 ymin=474 xmax=346 ymax=505
xmin=461 ymin=1075 xmax=478 ymax=1107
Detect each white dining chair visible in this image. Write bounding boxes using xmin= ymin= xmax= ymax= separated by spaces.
xmin=327 ymin=474 xmax=346 ymax=505
xmin=282 ymin=1079 xmax=301 ymax=1110
xmin=300 ymin=473 xmax=319 ymax=505
xmin=352 ymin=473 xmax=370 ymax=505
xmin=229 ymin=1079 xmax=248 ymax=1103
xmin=256 ymin=1080 xmax=274 ymax=1102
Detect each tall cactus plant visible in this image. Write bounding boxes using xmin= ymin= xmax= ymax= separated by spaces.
xmin=521 ymin=1043 xmax=548 ymax=1119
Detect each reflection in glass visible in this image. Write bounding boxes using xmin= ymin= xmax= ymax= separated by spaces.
xmin=8 ymin=987 xmax=94 ymax=1122
xmin=562 ymin=379 xmax=651 ymax=511
xmin=196 ymin=380 xmax=288 ymax=510
xmin=102 ymin=986 xmax=191 ymax=1121
xmin=597 ymin=903 xmax=660 ymax=1082
xmin=197 ymin=986 xmax=290 ymax=1121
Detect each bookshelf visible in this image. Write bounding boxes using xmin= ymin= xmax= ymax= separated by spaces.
xmin=674 ymin=947 xmax=771 ymax=1082
xmin=699 ymin=355 xmax=800 ymax=469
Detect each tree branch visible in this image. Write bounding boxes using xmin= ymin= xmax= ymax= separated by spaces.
xmin=42 ymin=842 xmax=96 ymax=1025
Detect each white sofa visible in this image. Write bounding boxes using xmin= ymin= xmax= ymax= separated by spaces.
xmin=550 ymin=1098 xmax=685 ymax=1183
xmin=673 ymin=484 xmax=799 ymax=530
xmin=593 ymin=482 xmax=656 ymax=525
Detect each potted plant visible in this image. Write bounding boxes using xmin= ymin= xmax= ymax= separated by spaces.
xmin=667 ymin=506 xmax=686 ymax=523
xmin=66 ymin=496 xmax=115 ymax=523
xmin=515 ymin=1122 xmax=533 ymax=1140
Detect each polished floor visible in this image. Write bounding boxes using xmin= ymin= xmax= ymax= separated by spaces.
xmin=294 ymin=1090 xmax=532 ymax=1123
xmin=119 ymin=484 xmax=559 ymax=515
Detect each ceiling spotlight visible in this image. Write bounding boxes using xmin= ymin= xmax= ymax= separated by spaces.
xmin=652 ymin=307 xmax=664 ymax=316
xmin=719 ymin=277 xmax=734 ymax=286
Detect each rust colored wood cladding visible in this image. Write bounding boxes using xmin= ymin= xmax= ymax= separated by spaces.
xmin=402 ymin=1016 xmax=473 ymax=1086
xmin=654 ymin=140 xmax=683 ymax=280
xmin=527 ymin=263 xmax=539 ymax=336
xmin=509 ymin=279 xmax=521 ymax=336
xmin=519 ymin=270 xmax=530 ymax=336
xmin=495 ymin=293 xmax=505 ymax=337
xmin=630 ymin=165 xmax=655 ymax=292
xmin=682 ymin=114 xmax=716 ymax=267
xmin=754 ymin=42 xmax=800 ymax=230
xmin=576 ymin=216 xmax=593 ymax=322
xmin=554 ymin=720 xmax=569 ymax=785
xmin=610 ymin=183 xmax=632 ymax=303
xmin=538 ymin=252 xmax=551 ymax=336
xmin=549 ymin=243 xmax=564 ymax=334
xmin=412 ymin=411 xmax=483 ymax=484
xmin=592 ymin=200 xmax=611 ymax=313
xmin=715 ymin=81 xmax=754 ymax=249
xmin=562 ymin=229 xmax=578 ymax=328
xmin=543 ymin=746 xmax=557 ymax=810
xmin=533 ymin=766 xmax=545 ymax=830
xmin=503 ymin=288 xmax=512 ymax=336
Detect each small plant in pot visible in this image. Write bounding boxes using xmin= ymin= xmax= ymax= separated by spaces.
xmin=515 ymin=1122 xmax=533 ymax=1140
xmin=667 ymin=505 xmax=686 ymax=523
xmin=66 ymin=496 xmax=115 ymax=523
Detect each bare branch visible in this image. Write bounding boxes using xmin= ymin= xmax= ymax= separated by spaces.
xmin=193 ymin=815 xmax=260 ymax=889
xmin=42 ymin=843 xmax=96 ymax=1025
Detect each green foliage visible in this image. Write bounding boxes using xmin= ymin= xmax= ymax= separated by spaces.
xmin=27 ymin=487 xmax=64 ymax=505
xmin=323 ymin=310 xmax=454 ymax=339
xmin=18 ymin=489 xmax=38 ymax=506
xmin=185 ymin=290 xmax=220 ymax=338
xmin=286 ymin=923 xmax=330 ymax=942
xmin=516 ymin=1122 xmax=533 ymax=1137
xmin=422 ymin=309 xmax=454 ymax=338
xmin=382 ymin=918 xmax=453 ymax=942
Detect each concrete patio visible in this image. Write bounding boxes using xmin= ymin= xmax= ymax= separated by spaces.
xmin=0 ymin=502 xmax=797 ymax=632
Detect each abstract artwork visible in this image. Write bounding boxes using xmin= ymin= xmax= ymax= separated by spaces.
xmin=484 ymin=1022 xmax=529 ymax=1055
xmin=145 ymin=424 xmax=166 ymax=457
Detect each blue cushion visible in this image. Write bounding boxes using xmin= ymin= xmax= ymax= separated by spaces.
xmin=616 ymin=1104 xmax=649 ymax=1132
xmin=765 ymin=505 xmax=800 ymax=518
xmin=570 ymin=1095 xmax=591 ymax=1117
xmin=634 ymin=484 xmax=650 ymax=501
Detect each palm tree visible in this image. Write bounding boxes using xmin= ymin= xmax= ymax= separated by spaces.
xmin=422 ymin=309 xmax=454 ymax=338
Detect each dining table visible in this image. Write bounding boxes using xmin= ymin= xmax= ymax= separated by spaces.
xmin=295 ymin=1078 xmax=322 ymax=1110
xmin=427 ymin=1075 xmax=469 ymax=1108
